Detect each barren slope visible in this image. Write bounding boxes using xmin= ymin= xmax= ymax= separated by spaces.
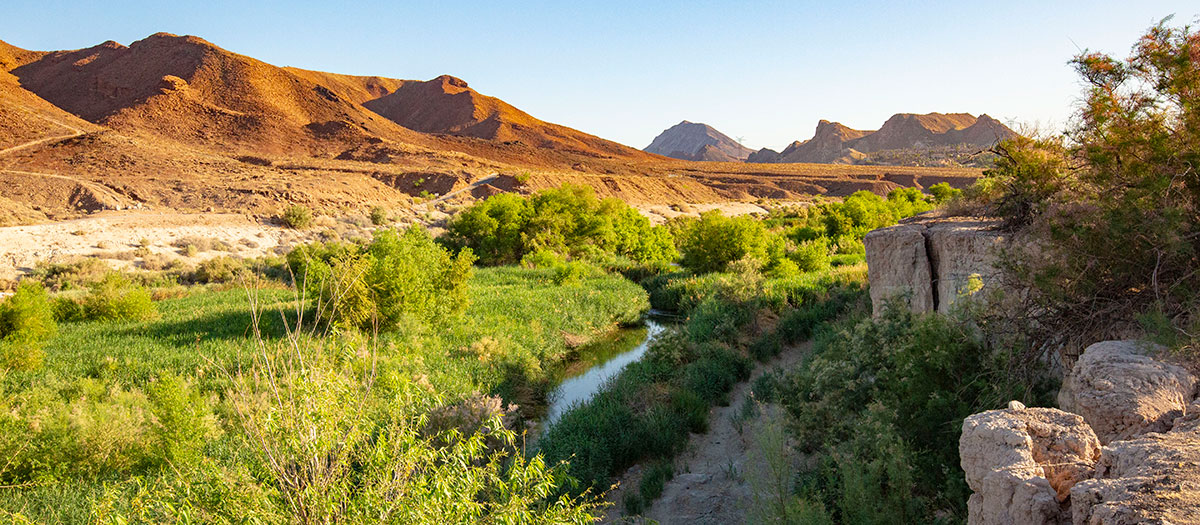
xmin=363 ymin=75 xmax=653 ymax=159
xmin=10 ymin=33 xmax=434 ymax=156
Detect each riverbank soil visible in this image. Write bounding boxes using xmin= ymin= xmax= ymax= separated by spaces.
xmin=603 ymin=342 xmax=811 ymax=524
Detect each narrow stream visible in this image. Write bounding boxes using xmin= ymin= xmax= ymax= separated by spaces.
xmin=541 ymin=313 xmax=672 ymax=428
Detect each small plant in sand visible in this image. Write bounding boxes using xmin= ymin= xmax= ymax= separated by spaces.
xmin=369 ymin=206 xmax=390 ymax=226
xmin=281 ymin=204 xmax=313 ymax=229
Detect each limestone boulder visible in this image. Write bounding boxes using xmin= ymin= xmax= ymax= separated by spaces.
xmin=1070 ymin=401 xmax=1200 ymax=524
xmin=863 ymin=223 xmax=934 ymax=315
xmin=1059 ymin=341 xmax=1197 ymax=444
xmin=961 ymin=407 xmax=1102 ymax=525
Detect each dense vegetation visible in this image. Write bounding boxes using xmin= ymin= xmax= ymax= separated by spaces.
xmin=443 ymin=184 xmax=677 ymax=265
xmin=737 ymin=20 xmax=1200 ymax=524
xmin=0 ymin=135 xmax=975 ymax=522
xmin=0 ymin=226 xmax=649 ymax=522
xmin=973 ymin=19 xmax=1199 ymax=355
xmin=533 ymin=185 xmax=940 ymax=514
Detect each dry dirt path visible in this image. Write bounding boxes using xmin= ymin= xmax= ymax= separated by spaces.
xmin=603 ymin=342 xmax=810 ymax=524
xmin=0 ymin=106 xmax=87 ymax=157
xmin=418 ymin=173 xmax=500 ymax=207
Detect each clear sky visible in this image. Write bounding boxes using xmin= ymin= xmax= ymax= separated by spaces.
xmin=3 ymin=1 xmax=1197 ymax=151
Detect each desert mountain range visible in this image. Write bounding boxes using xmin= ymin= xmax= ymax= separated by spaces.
xmin=0 ymin=33 xmax=983 ymax=224
xmin=649 ymin=113 xmax=1017 ymax=166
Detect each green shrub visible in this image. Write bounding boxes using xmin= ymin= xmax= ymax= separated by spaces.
xmin=551 ymin=261 xmax=590 ymax=286
xmin=520 ymin=248 xmax=562 ymax=269
xmin=146 ymin=374 xmax=218 ymax=469
xmin=927 ymin=182 xmax=962 ymax=204
xmin=638 ymin=460 xmax=674 ymax=506
xmin=749 ymin=330 xmax=782 ymax=361
xmin=187 ymin=256 xmax=245 ymax=284
xmin=0 ymin=281 xmax=57 ymax=370
xmin=79 ymin=272 xmax=158 ymax=322
xmin=369 ymin=206 xmax=390 ymax=226
xmin=290 ymin=227 xmax=475 ymax=331
xmin=32 ymin=258 xmax=110 ymax=291
xmin=678 ymin=211 xmax=767 ymax=273
xmin=979 ymin=21 xmax=1200 ymax=352
xmin=780 ymin=304 xmax=1054 ymax=520
xmin=281 ymin=204 xmax=313 ymax=229
xmin=790 ymin=238 xmax=831 ymax=272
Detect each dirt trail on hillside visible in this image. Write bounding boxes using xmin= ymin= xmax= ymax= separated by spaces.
xmin=603 ymin=343 xmax=810 ymax=524
xmin=0 ymin=104 xmax=87 ymax=156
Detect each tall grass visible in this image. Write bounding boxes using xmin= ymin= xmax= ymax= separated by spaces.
xmin=0 ymin=265 xmax=645 ymax=521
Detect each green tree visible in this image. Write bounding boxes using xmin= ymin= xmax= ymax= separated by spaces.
xmin=443 ymin=185 xmax=676 ymax=265
xmin=983 ymin=18 xmax=1200 ymax=348
xmin=678 ymin=211 xmax=768 ymax=273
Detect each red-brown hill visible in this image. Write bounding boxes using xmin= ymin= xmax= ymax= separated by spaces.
xmin=0 ymin=40 xmax=98 ymax=150
xmin=362 ymin=74 xmax=653 ymax=159
xmin=9 ymin=33 xmax=434 ymax=156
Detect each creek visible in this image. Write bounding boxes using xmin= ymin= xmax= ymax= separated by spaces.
xmin=540 ymin=311 xmax=675 ymax=428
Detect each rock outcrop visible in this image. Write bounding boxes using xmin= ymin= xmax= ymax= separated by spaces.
xmin=1071 ymin=404 xmax=1200 ymax=524
xmin=962 ymin=343 xmax=1200 ymax=525
xmin=1059 ymin=341 xmax=1197 ymax=444
xmin=760 ymin=113 xmax=1019 ymax=167
xmin=863 ymin=224 xmax=934 ymax=314
xmin=961 ymin=407 xmax=1101 ymax=524
xmin=864 ymin=216 xmax=1004 ymax=316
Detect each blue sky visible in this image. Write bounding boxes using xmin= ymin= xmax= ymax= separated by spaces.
xmin=3 ymin=1 xmax=1197 ymax=150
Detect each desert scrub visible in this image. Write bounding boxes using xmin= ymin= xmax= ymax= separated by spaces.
xmin=32 ymin=258 xmax=111 ymax=291
xmin=170 ymin=236 xmax=233 ymax=253
xmin=184 ymin=256 xmax=245 ymax=284
xmin=288 ymin=226 xmax=476 ymax=330
xmin=0 ymin=280 xmax=57 ymax=370
xmin=281 ymin=204 xmax=313 ymax=229
xmin=369 ymin=205 xmax=390 ymax=225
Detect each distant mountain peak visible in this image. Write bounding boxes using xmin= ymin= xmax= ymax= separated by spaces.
xmin=644 ymin=120 xmax=752 ymax=161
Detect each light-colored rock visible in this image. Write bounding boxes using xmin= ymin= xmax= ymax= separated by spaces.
xmin=864 ymin=217 xmax=1006 ymax=316
xmin=864 ymin=223 xmax=934 ymax=315
xmin=925 ymin=220 xmax=1004 ymax=311
xmin=961 ymin=407 xmax=1102 ymax=525
xmin=1059 ymin=340 xmax=1197 ymax=444
xmin=1070 ymin=401 xmax=1200 ymax=525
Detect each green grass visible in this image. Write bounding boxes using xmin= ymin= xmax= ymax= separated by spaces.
xmin=0 ymin=266 xmax=648 ymax=521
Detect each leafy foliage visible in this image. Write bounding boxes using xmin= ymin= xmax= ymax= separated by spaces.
xmin=778 ymin=303 xmax=1054 ymax=522
xmin=76 ymin=272 xmax=159 ymax=322
xmin=288 ymin=227 xmax=475 ymax=330
xmin=979 ymin=19 xmax=1200 ymax=352
xmin=443 ymin=184 xmax=677 ymax=265
xmin=677 ymin=211 xmax=768 ymax=273
xmin=0 ymin=281 xmax=57 ymax=370
xmin=281 ymin=204 xmax=313 ymax=229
